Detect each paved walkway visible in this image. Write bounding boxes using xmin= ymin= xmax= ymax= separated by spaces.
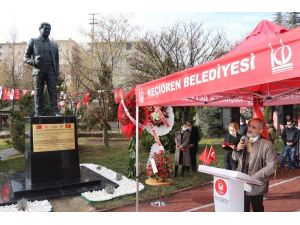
xmin=0 ymin=148 xmax=20 ymax=160
xmin=50 ymin=196 xmax=95 ymax=212
xmin=111 ymin=168 xmax=300 ymax=212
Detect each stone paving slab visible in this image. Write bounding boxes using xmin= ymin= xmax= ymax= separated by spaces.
xmin=49 ymin=196 xmax=95 ymax=212
xmin=0 ymin=148 xmax=20 ymax=160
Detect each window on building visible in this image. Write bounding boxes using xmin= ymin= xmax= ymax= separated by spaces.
xmin=126 ymin=43 xmax=132 ymax=51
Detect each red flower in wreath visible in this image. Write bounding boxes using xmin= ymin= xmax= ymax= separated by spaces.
xmin=146 ymin=150 xmax=174 ymax=181
xmin=117 ymin=88 xmax=149 ymax=138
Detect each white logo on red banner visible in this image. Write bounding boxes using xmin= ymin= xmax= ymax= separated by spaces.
xmin=215 ymin=178 xmax=227 ymax=195
xmin=269 ymin=39 xmax=293 ymax=74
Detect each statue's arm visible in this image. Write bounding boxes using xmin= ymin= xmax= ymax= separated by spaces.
xmin=23 ymin=39 xmax=34 ymax=66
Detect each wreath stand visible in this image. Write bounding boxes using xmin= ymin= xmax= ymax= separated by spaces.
xmin=145 ymin=178 xmax=173 ymax=207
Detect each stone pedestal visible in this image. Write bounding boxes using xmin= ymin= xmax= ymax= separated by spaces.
xmin=25 ymin=116 xmax=80 ymax=184
xmin=0 ymin=116 xmax=118 ymax=206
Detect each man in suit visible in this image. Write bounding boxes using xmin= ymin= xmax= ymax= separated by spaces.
xmin=281 ymin=119 xmax=300 ymax=170
xmin=234 ymin=118 xmax=277 ymax=212
xmin=24 ymin=22 xmax=60 ymax=116
xmin=186 ymin=121 xmax=200 ymax=172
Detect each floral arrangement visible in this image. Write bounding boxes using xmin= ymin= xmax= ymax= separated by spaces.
xmin=117 ymin=88 xmax=149 ymax=138
xmin=145 ymin=106 xmax=174 ymax=137
xmin=146 ymin=150 xmax=174 ymax=181
xmin=147 ymin=106 xmax=169 ymax=127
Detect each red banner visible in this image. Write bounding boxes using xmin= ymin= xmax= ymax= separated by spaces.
xmin=135 ymin=23 xmax=300 ymax=108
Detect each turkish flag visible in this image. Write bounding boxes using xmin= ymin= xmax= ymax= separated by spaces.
xmin=83 ymin=92 xmax=90 ymax=106
xmin=199 ymin=146 xmax=211 ymax=165
xmin=208 ymin=146 xmax=218 ymax=165
xmin=14 ymin=89 xmax=22 ymax=100
xmin=1 ymin=183 xmax=10 ymax=203
xmin=253 ymin=100 xmax=269 ymax=140
xmin=2 ymin=87 xmax=10 ymax=100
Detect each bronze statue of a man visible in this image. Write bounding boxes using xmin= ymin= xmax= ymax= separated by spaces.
xmin=24 ymin=22 xmax=60 ymax=117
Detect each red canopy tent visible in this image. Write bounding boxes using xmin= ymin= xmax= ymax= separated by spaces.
xmin=135 ymin=20 xmax=300 ymax=107
xmin=133 ymin=20 xmax=300 ymax=211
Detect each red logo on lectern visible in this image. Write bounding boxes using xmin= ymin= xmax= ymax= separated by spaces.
xmin=215 ymin=179 xmax=227 ymax=195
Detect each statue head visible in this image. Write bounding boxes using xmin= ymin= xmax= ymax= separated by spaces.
xmin=39 ymin=22 xmax=51 ymax=39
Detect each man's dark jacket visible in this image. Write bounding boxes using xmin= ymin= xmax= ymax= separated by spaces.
xmin=23 ymin=37 xmax=59 ymax=76
xmin=281 ymin=126 xmax=300 ymax=147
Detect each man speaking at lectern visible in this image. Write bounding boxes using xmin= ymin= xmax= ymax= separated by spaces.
xmin=234 ymin=118 xmax=277 ymax=212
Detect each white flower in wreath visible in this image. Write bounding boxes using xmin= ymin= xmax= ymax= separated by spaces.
xmin=146 ymin=106 xmax=174 ymax=136
xmin=150 ymin=111 xmax=160 ymax=122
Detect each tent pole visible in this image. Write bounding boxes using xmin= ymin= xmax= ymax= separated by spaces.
xmin=135 ymin=105 xmax=139 ymax=212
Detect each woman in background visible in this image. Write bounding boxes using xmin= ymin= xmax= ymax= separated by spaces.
xmin=222 ymin=122 xmax=242 ymax=170
xmin=174 ymin=124 xmax=191 ymax=177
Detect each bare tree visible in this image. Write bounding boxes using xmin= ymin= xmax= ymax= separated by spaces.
xmin=128 ymin=21 xmax=230 ymax=86
xmin=63 ymin=14 xmax=136 ymax=148
xmin=127 ymin=21 xmax=230 ymax=121
xmin=0 ymin=27 xmax=32 ymax=107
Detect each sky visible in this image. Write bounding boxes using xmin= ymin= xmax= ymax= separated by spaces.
xmin=0 ymin=0 xmax=299 ymax=45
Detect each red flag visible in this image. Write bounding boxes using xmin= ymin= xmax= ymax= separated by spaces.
xmin=208 ymin=146 xmax=218 ymax=165
xmin=113 ymin=88 xmax=123 ymax=104
xmin=1 ymin=183 xmax=10 ymax=203
xmin=14 ymin=89 xmax=22 ymax=100
xmin=253 ymin=100 xmax=269 ymax=140
xmin=83 ymin=92 xmax=90 ymax=106
xmin=2 ymin=87 xmax=10 ymax=100
xmin=199 ymin=146 xmax=211 ymax=165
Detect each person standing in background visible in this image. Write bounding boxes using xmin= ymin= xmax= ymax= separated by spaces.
xmin=174 ymin=124 xmax=191 ymax=177
xmin=222 ymin=122 xmax=242 ymax=170
xmin=239 ymin=117 xmax=248 ymax=136
xmin=186 ymin=121 xmax=200 ymax=172
xmin=281 ymin=120 xmax=300 ymax=170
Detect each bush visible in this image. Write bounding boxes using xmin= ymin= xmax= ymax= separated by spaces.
xmin=10 ymin=109 xmax=25 ymax=152
xmin=81 ymin=102 xmax=101 ymax=130
xmin=9 ymin=94 xmax=34 ymax=153
xmin=140 ymin=130 xmax=154 ymax=152
xmin=197 ymin=107 xmax=224 ymax=138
